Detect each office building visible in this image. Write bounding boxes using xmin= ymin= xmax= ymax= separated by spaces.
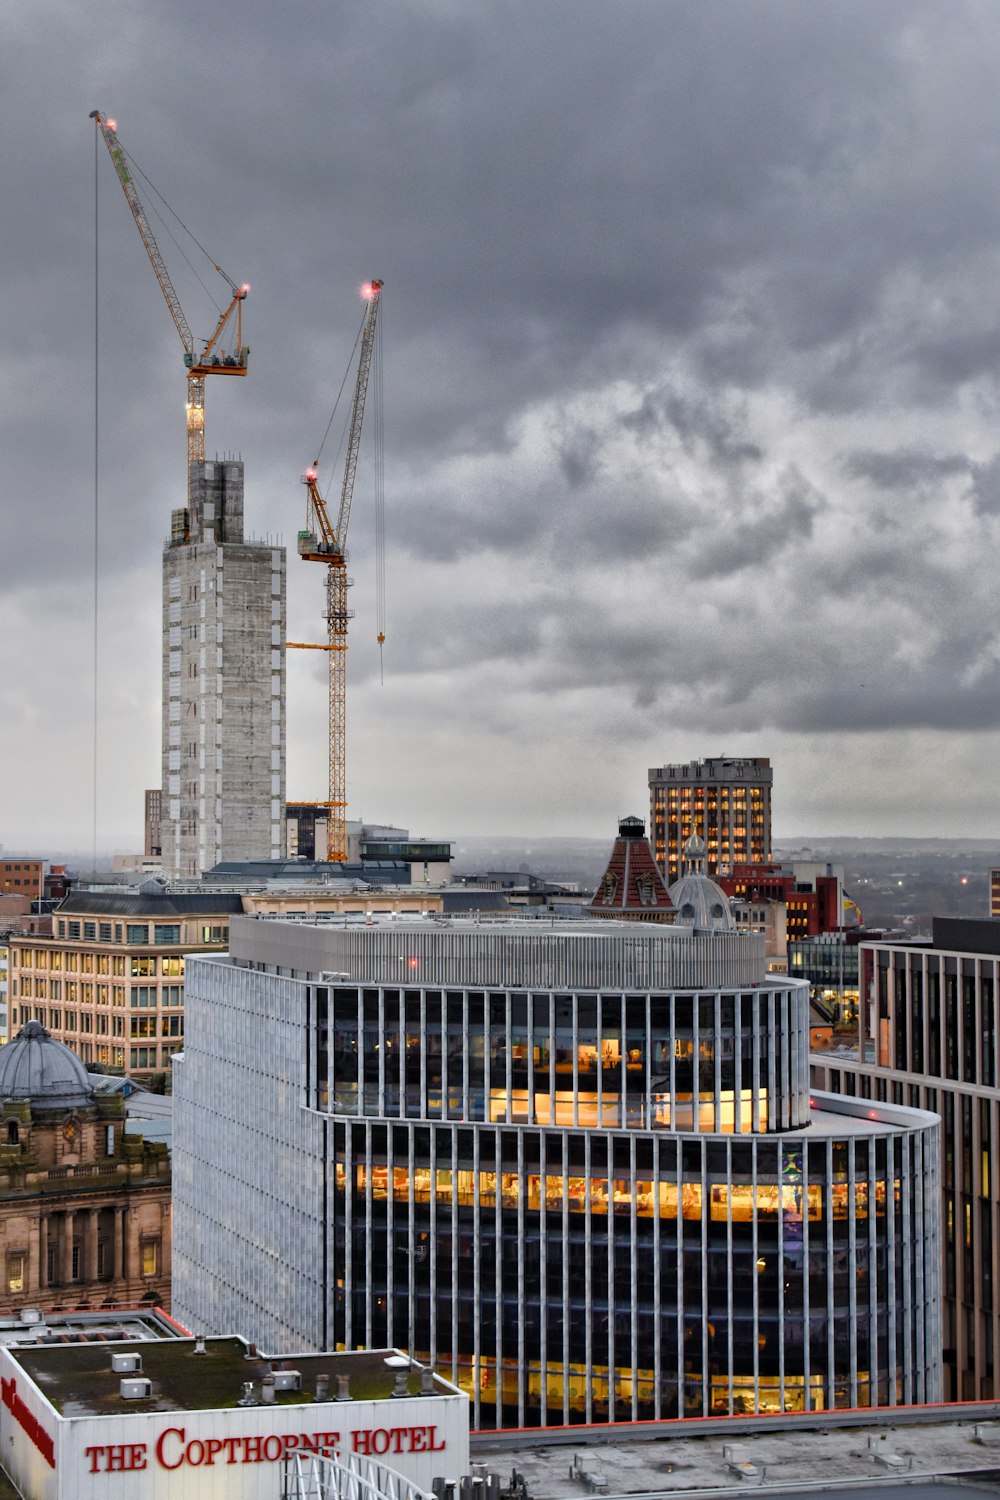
xmin=285 ymin=810 xmax=454 ymax=883
xmin=812 ymin=916 xmax=1000 ymax=1401
xmin=786 ymin=928 xmax=884 ymax=1032
xmin=173 ymin=903 xmax=940 ymax=1429
xmin=0 ymin=1021 xmax=169 ymax=1314
xmin=7 ymin=885 xmax=242 ymax=1079
xmin=162 ymin=459 xmax=286 ymax=876
xmin=812 ymin=917 xmax=1000 ymax=1401
xmin=649 ymin=758 xmax=772 ymax=883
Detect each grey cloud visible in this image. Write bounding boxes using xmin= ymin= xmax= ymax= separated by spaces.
xmin=687 ymin=468 xmax=825 ymax=582
xmin=969 ymin=455 xmax=1000 ymax=516
xmin=8 ymin=0 xmax=1000 ymax=845
xmin=844 ymin=448 xmax=971 ymax=490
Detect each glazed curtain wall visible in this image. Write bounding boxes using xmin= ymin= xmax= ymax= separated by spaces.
xmin=310 ymin=983 xmax=811 ymax=1136
xmin=327 ymin=1118 xmax=941 ymax=1429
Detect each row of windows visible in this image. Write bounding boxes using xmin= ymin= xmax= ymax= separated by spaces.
xmin=14 ymin=951 xmax=185 ymax=977
xmin=6 ymin=1237 xmax=161 ymax=1292
xmin=54 ymin=922 xmax=228 ymax=946
xmin=10 ymin=1016 xmax=181 ymax=1072
xmin=12 ymin=981 xmax=184 ymax=1006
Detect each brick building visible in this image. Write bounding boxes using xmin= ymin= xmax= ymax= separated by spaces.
xmin=0 ymin=861 xmax=44 ymax=902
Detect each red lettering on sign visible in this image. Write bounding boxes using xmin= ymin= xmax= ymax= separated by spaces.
xmin=243 ymin=1435 xmax=265 ymax=1463
xmin=1 ymin=1377 xmax=56 ymax=1469
xmin=156 ymin=1427 xmax=185 ymax=1471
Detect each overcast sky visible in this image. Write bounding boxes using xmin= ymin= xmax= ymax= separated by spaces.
xmin=4 ymin=0 xmax=1000 ymax=855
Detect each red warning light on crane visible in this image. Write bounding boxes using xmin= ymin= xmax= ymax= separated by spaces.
xmin=361 ymin=282 xmax=379 ymax=301
xmin=107 ymin=119 xmax=117 ymax=132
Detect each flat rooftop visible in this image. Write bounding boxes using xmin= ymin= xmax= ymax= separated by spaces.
xmin=473 ymin=1415 xmax=1000 ymax=1497
xmin=0 ymin=1307 xmax=180 ymax=1349
xmin=10 ymin=1339 xmax=456 ymax=1418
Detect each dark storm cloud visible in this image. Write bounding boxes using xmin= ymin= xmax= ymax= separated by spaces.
xmin=969 ymin=455 xmax=1000 ymax=516
xmin=843 ymin=448 xmax=971 ymax=490
xmin=6 ymin=0 xmax=1000 ymax=845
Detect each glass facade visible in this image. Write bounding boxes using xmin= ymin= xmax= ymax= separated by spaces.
xmin=173 ymin=918 xmax=941 ymax=1432
xmin=813 ymin=930 xmax=1000 ymax=1402
xmin=313 ymin=985 xmax=809 ymax=1135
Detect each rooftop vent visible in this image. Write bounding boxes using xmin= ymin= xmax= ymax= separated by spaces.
xmin=18 ymin=1309 xmax=42 ymax=1327
xmin=120 ymin=1377 xmax=152 ymax=1400
xmin=272 ymin=1369 xmax=301 ymax=1392
xmin=112 ymin=1353 xmax=142 ymax=1374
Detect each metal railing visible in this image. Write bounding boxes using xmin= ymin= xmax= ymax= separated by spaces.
xmin=281 ymin=1450 xmax=440 ymax=1500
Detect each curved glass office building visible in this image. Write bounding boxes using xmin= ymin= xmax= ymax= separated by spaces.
xmin=174 ymin=914 xmax=942 ymax=1430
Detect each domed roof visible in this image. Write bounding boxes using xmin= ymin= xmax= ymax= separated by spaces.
xmin=667 ymin=835 xmax=736 ymax=933
xmin=0 ymin=1022 xmax=94 ymax=1110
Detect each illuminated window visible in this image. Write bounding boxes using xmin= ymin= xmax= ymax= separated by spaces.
xmin=141 ymin=1240 xmax=160 ymax=1278
xmin=7 ymin=1252 xmax=26 ymax=1293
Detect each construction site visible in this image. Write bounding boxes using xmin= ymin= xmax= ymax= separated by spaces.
xmin=91 ymin=112 xmax=400 ymax=883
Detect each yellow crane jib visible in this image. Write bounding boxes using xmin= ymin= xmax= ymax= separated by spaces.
xmin=90 ymin=110 xmax=251 ymax=497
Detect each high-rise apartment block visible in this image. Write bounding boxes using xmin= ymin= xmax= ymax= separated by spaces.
xmin=162 ymin=460 xmax=286 ymax=877
xmin=174 ymin=909 xmax=940 ymax=1428
xmin=649 ymin=757 xmax=772 ymax=883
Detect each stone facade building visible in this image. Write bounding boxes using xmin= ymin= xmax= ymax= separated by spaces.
xmin=7 ymin=885 xmax=243 ymax=1080
xmin=0 ymin=1022 xmax=170 ymax=1314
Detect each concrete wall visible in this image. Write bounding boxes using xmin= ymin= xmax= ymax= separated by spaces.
xmin=161 ymin=462 xmax=285 ymax=876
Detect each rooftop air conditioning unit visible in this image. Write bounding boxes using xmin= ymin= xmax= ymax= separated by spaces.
xmin=112 ymin=1353 xmax=142 ymax=1374
xmin=272 ymin=1370 xmax=302 ymax=1392
xmin=120 ymin=1377 xmax=152 ymax=1400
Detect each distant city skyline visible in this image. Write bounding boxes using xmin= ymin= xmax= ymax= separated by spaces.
xmin=5 ymin=4 xmax=1000 ymax=851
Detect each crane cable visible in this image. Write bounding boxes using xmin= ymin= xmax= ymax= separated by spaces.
xmin=313 ymin=307 xmax=366 ymax=487
xmin=92 ymin=120 xmax=101 ymax=874
xmin=116 ymin=137 xmax=236 ymax=304
xmin=373 ymin=307 xmax=386 ymax=682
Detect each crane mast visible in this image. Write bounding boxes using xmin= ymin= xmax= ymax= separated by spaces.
xmin=90 ymin=110 xmax=250 ymax=500
xmin=292 ymin=281 xmax=383 ymax=863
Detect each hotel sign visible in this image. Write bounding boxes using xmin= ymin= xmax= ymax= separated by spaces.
xmin=83 ymin=1422 xmax=449 ymax=1474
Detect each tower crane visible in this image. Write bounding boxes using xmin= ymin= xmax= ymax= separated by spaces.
xmin=290 ymin=280 xmax=384 ymax=864
xmin=90 ymin=111 xmax=250 ymax=502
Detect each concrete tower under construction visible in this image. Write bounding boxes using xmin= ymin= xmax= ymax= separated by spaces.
xmin=161 ymin=460 xmax=286 ymax=876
